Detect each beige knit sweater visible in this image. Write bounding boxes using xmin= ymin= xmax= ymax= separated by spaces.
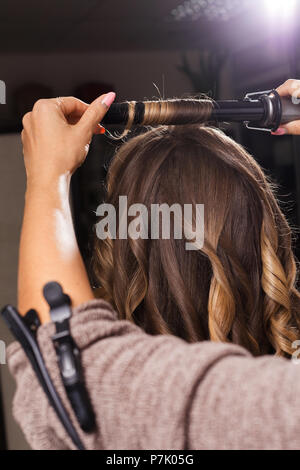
xmin=6 ymin=298 xmax=300 ymax=450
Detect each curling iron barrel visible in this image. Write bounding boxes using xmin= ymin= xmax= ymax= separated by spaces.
xmin=101 ymin=90 xmax=300 ymax=132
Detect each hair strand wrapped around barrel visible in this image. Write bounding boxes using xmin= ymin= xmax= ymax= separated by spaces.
xmin=108 ymin=98 xmax=214 ymax=139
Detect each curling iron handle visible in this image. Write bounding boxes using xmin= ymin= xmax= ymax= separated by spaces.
xmin=281 ymin=96 xmax=300 ymax=125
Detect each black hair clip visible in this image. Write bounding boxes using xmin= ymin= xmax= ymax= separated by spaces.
xmin=43 ymin=282 xmax=95 ymax=433
xmin=1 ymin=303 xmax=86 ymax=450
xmin=1 ymin=281 xmax=97 ymax=449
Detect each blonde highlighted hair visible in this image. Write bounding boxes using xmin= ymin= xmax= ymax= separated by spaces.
xmin=93 ymin=100 xmax=300 ymax=357
xmin=108 ymin=97 xmax=213 ymax=140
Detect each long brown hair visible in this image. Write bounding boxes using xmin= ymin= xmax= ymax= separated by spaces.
xmin=93 ymin=122 xmax=300 ymax=357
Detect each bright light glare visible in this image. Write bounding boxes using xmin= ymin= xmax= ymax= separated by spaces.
xmin=263 ymin=0 xmax=297 ymax=20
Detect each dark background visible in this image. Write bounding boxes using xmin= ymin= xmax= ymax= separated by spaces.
xmin=1 ymin=0 xmax=300 ymax=449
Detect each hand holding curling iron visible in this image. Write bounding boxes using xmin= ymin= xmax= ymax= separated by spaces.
xmin=273 ymin=79 xmax=300 ymax=135
xmin=20 ymin=80 xmax=300 ymax=189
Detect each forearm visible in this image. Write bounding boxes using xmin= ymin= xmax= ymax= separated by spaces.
xmin=17 ymin=93 xmax=115 ymax=323
xmin=18 ymin=175 xmax=93 ymax=323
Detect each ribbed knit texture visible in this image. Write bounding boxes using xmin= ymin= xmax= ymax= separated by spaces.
xmin=7 ymin=299 xmax=300 ymax=450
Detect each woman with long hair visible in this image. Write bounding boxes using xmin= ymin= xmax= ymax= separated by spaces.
xmin=10 ymin=79 xmax=300 ymax=450
xmin=94 ymin=103 xmax=300 ymax=358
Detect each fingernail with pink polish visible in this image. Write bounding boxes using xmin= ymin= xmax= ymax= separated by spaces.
xmin=271 ymin=127 xmax=287 ymax=136
xmin=101 ymin=92 xmax=116 ymax=108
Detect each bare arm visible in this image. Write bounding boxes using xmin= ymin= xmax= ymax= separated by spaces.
xmin=18 ymin=93 xmax=116 ymax=323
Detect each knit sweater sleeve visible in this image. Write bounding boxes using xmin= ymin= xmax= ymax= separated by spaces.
xmin=6 ymin=298 xmax=300 ymax=450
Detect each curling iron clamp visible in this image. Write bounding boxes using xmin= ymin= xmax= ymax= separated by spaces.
xmin=101 ymin=90 xmax=300 ymax=132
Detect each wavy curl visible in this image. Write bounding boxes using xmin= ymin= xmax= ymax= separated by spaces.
xmin=93 ymin=123 xmax=300 ymax=357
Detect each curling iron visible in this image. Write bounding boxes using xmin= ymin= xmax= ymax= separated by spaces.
xmin=101 ymin=90 xmax=300 ymax=132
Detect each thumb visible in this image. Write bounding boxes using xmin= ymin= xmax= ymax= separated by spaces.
xmin=78 ymin=92 xmax=116 ymax=138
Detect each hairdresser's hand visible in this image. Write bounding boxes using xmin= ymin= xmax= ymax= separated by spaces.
xmin=18 ymin=92 xmax=116 ymax=322
xmin=21 ymin=92 xmax=116 ymax=186
xmin=272 ymin=79 xmax=300 ymax=135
